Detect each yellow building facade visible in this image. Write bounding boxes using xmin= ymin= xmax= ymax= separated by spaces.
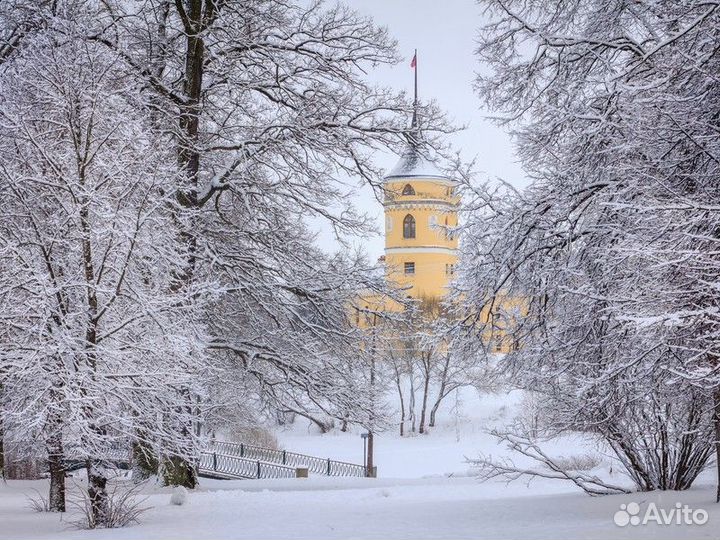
xmin=370 ymin=140 xmax=520 ymax=354
xmin=353 ymin=84 xmax=520 ymax=353
xmin=382 ymin=145 xmax=459 ymax=299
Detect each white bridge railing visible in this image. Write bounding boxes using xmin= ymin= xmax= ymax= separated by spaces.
xmin=203 ymin=440 xmax=373 ymax=478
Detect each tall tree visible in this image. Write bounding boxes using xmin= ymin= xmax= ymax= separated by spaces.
xmin=85 ymin=0 xmax=452 ymax=480
xmin=459 ymin=0 xmax=720 ymax=495
xmin=1 ymin=0 xmax=454 ymax=500
xmin=0 ymin=32 xmax=208 ymax=521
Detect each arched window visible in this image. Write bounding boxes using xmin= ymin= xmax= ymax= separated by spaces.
xmin=403 ymin=214 xmax=416 ymax=239
xmin=402 ymin=183 xmax=415 ymax=195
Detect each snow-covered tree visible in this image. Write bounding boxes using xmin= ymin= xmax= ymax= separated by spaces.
xmin=77 ymin=0 xmax=453 ymax=465
xmin=0 ymin=33 xmax=209 ymax=521
xmin=1 ymin=0 xmax=455 ymax=511
xmin=374 ymin=294 xmax=477 ymax=437
xmin=207 ymin=247 xmax=392 ymax=434
xmin=459 ymin=0 xmax=720 ymax=495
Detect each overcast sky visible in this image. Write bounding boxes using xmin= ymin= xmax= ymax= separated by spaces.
xmin=316 ymin=0 xmax=527 ymax=260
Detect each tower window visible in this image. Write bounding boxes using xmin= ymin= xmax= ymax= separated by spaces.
xmin=402 ymin=184 xmax=415 ymax=195
xmin=404 ymin=262 xmax=415 ymax=274
xmin=403 ymin=214 xmax=416 ymax=239
xmin=444 ymin=216 xmax=455 ymax=240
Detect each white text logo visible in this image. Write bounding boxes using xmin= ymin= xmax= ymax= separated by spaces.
xmin=614 ymin=502 xmax=708 ymax=527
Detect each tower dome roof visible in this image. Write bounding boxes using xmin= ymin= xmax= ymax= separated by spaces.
xmin=384 ymin=144 xmax=447 ymax=181
xmin=386 ymin=50 xmax=451 ymax=183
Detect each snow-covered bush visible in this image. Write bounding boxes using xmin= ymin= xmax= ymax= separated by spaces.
xmin=516 ymin=392 xmax=551 ymax=439
xmin=26 ymin=490 xmax=51 ymax=513
xmin=552 ymin=454 xmax=603 ymax=473
xmin=69 ymin=481 xmax=149 ymax=529
xmin=228 ymin=428 xmax=279 ymax=451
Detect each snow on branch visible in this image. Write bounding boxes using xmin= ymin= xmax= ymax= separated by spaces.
xmin=470 ymin=430 xmax=632 ymax=497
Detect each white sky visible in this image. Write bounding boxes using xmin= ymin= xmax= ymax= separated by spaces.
xmin=315 ymin=0 xmax=527 ymax=260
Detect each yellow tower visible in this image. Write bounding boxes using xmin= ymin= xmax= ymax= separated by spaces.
xmin=359 ymin=55 xmax=517 ymax=354
xmin=382 ymin=50 xmax=458 ymax=300
xmin=383 ymin=143 xmax=459 ymax=299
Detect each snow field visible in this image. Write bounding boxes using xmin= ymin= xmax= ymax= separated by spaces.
xmin=3 ymin=387 xmax=718 ymax=539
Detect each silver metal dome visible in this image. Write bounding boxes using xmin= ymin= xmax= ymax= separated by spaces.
xmin=384 ymin=144 xmax=446 ymax=180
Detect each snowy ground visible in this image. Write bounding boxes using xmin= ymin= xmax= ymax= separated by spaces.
xmin=2 ymin=389 xmax=718 ymax=539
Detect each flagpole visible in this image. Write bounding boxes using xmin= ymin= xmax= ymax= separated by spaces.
xmin=411 ymin=48 xmax=418 ymax=132
xmin=413 ymin=48 xmax=418 ymax=108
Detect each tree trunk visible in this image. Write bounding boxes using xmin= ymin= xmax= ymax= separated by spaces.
xmin=0 ymin=413 xmax=4 ymax=480
xmin=429 ymin=397 xmax=442 ymax=429
xmin=418 ymin=355 xmax=431 ymax=434
xmin=77 ymin=158 xmax=114 ymax=523
xmin=131 ymin=440 xmax=158 ymax=484
xmin=366 ymin=431 xmax=374 ymax=477
xmin=46 ymin=434 xmax=65 ymax=512
xmin=395 ymin=373 xmax=406 ymax=437
xmin=163 ymin=1 xmax=215 ymax=488
xmin=409 ymin=373 xmax=416 ymax=433
xmin=429 ymin=353 xmax=452 ymax=428
xmin=162 ymin=454 xmax=197 ymax=489
xmin=86 ymin=460 xmax=109 ymax=527
xmin=714 ymin=386 xmax=720 ymax=503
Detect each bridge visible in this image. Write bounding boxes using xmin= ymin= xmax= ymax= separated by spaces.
xmin=64 ymin=440 xmax=374 ymax=480
xmin=63 ymin=445 xmax=132 ymax=472
xmin=199 ymin=440 xmax=374 ymax=479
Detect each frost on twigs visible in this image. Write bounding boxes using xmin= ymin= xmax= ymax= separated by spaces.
xmin=26 ymin=489 xmax=52 ymax=512
xmin=552 ymin=453 xmax=603 ymax=473
xmin=68 ymin=480 xmax=150 ymax=530
xmin=470 ymin=430 xmax=632 ymax=497
xmin=0 ymin=0 xmax=455 ymax=514
xmin=462 ymin=0 xmax=720 ymax=501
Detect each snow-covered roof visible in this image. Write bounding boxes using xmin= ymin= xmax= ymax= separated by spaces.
xmin=384 ymin=144 xmax=447 ymax=181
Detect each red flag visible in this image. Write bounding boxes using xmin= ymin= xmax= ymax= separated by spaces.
xmin=410 ymin=53 xmax=416 ymax=68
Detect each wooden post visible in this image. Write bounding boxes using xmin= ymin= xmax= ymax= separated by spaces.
xmin=326 ymin=458 xmax=331 ymax=475
xmin=366 ymin=432 xmax=374 ymax=477
xmin=282 ymin=450 xmax=287 ymax=465
xmin=295 ymin=467 xmax=308 ymax=478
xmin=256 ymin=460 xmax=261 ymax=479
xmin=212 ymin=452 xmax=217 ymax=472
